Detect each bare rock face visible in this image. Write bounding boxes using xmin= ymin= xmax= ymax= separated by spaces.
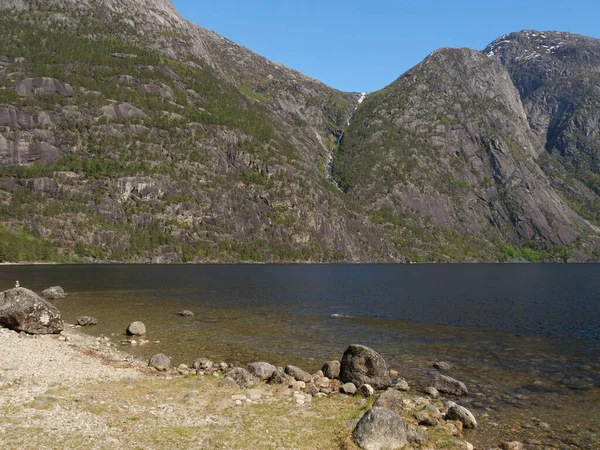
xmin=16 ymin=77 xmax=73 ymax=97
xmin=340 ymin=344 xmax=391 ymax=390
xmin=0 ymin=287 xmax=64 ymax=334
xmin=352 ymin=407 xmax=407 ymax=450
xmin=101 ymin=102 xmax=145 ymax=120
xmin=0 ymin=136 xmax=61 ymax=166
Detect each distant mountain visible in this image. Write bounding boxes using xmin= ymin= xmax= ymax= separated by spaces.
xmin=0 ymin=0 xmax=599 ymax=262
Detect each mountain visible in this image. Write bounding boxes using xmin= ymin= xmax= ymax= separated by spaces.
xmin=0 ymin=1 xmax=599 ymax=263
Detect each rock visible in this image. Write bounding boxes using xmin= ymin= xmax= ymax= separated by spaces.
xmin=305 ymin=382 xmax=320 ymax=396
xmin=126 ymin=321 xmax=146 ymax=336
xmin=434 ymin=374 xmax=469 ymax=396
xmin=40 ymin=286 xmax=66 ymax=299
xmin=446 ymin=402 xmax=477 ymax=429
xmin=394 ymin=379 xmax=410 ymax=391
xmin=76 ymin=316 xmax=98 ymax=326
xmin=340 ymin=344 xmax=391 ymax=390
xmin=16 ymin=77 xmax=73 ymax=97
xmin=0 ymin=287 xmax=63 ymax=334
xmin=149 ymin=353 xmax=170 ymax=371
xmin=177 ymin=310 xmax=194 ymax=317
xmin=433 ymin=361 xmax=453 ymax=372
xmin=247 ymin=362 xmax=277 ymax=381
xmin=360 ymin=384 xmax=375 ymax=397
xmin=424 ymin=386 xmax=440 ymax=398
xmin=322 ymin=360 xmax=341 ymax=379
xmin=192 ymin=358 xmax=213 ymax=370
xmin=389 ymin=369 xmax=399 ymax=378
xmin=352 ymin=407 xmax=407 ymax=450
xmin=500 ymin=442 xmax=524 ymax=450
xmin=415 ymin=405 xmax=442 ymax=426
xmin=222 ymin=368 xmax=259 ymax=388
xmin=406 ymin=425 xmax=429 ymax=445
xmin=285 ymin=365 xmax=312 ymax=382
xmin=341 ymin=382 xmax=357 ymax=395
xmin=374 ymin=388 xmax=404 ymax=414
xmin=101 ymin=102 xmax=145 ymax=120
xmin=269 ymin=368 xmax=288 ymax=384
xmin=0 ymin=137 xmax=61 ymax=166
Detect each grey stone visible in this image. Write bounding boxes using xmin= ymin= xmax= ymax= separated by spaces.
xmin=433 ymin=361 xmax=453 ymax=372
xmin=149 ymin=353 xmax=170 ymax=371
xmin=247 ymin=362 xmax=277 ymax=381
xmin=126 ymin=321 xmax=146 ymax=336
xmin=16 ymin=77 xmax=73 ymax=97
xmin=341 ymin=382 xmax=357 ymax=395
xmin=223 ymin=367 xmax=259 ymax=388
xmin=414 ymin=404 xmax=442 ymax=426
xmin=424 ymin=386 xmax=440 ymax=398
xmin=373 ymin=388 xmax=404 ymax=415
xmin=269 ymin=368 xmax=289 ymax=384
xmin=0 ymin=287 xmax=63 ymax=334
xmin=434 ymin=374 xmax=469 ymax=396
xmin=406 ymin=425 xmax=429 ymax=445
xmin=192 ymin=358 xmax=213 ymax=370
xmin=500 ymin=442 xmax=524 ymax=450
xmin=76 ymin=316 xmax=98 ymax=326
xmin=340 ymin=344 xmax=391 ymax=390
xmin=352 ymin=407 xmax=407 ymax=450
xmin=40 ymin=286 xmax=66 ymax=299
xmin=360 ymin=384 xmax=375 ymax=397
xmin=394 ymin=379 xmax=410 ymax=391
xmin=446 ymin=401 xmax=477 ymax=429
xmin=285 ymin=365 xmax=312 ymax=382
xmin=322 ymin=360 xmax=341 ymax=379
xmin=177 ymin=310 xmax=194 ymax=317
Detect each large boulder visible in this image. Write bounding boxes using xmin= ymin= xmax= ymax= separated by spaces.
xmin=0 ymin=287 xmax=63 ymax=334
xmin=374 ymin=388 xmax=404 ymax=414
xmin=322 ymin=360 xmax=341 ymax=379
xmin=40 ymin=286 xmax=66 ymax=299
xmin=353 ymin=407 xmax=408 ymax=450
xmin=340 ymin=344 xmax=391 ymax=390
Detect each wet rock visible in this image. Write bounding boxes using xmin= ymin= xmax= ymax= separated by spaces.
xmin=0 ymin=287 xmax=63 ymax=334
xmin=247 ymin=362 xmax=277 ymax=381
xmin=149 ymin=353 xmax=170 ymax=371
xmin=16 ymin=77 xmax=73 ymax=97
xmin=434 ymin=374 xmax=469 ymax=396
xmin=353 ymin=406 xmax=407 ymax=450
xmin=267 ymin=368 xmax=287 ymax=384
xmin=433 ymin=361 xmax=453 ymax=372
xmin=285 ymin=365 xmax=312 ymax=382
xmin=341 ymin=382 xmax=357 ymax=395
xmin=374 ymin=388 xmax=404 ymax=414
xmin=322 ymin=360 xmax=341 ymax=379
xmin=222 ymin=367 xmax=259 ymax=388
xmin=192 ymin=358 xmax=213 ymax=370
xmin=446 ymin=402 xmax=477 ymax=429
xmin=340 ymin=344 xmax=392 ymax=390
xmin=177 ymin=310 xmax=194 ymax=317
xmin=41 ymin=286 xmax=66 ymax=299
xmin=76 ymin=316 xmax=98 ymax=326
xmin=126 ymin=321 xmax=146 ymax=336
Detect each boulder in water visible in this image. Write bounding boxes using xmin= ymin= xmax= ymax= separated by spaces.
xmin=0 ymin=287 xmax=63 ymax=334
xmin=41 ymin=286 xmax=66 ymax=299
xmin=126 ymin=321 xmax=146 ymax=336
xmin=76 ymin=316 xmax=98 ymax=326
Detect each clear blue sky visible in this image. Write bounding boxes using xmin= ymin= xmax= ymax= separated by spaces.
xmin=172 ymin=0 xmax=600 ymax=93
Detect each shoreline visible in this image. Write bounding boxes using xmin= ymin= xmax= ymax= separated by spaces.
xmin=0 ymin=324 xmax=519 ymax=450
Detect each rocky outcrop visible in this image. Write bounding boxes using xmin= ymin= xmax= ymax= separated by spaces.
xmin=340 ymin=344 xmax=391 ymax=390
xmin=0 ymin=287 xmax=63 ymax=334
xmin=0 ymin=137 xmax=61 ymax=166
xmin=16 ymin=77 xmax=73 ymax=97
xmin=352 ymin=407 xmax=407 ymax=450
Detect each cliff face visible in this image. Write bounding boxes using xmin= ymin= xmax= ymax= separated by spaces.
xmin=0 ymin=2 xmax=598 ymax=263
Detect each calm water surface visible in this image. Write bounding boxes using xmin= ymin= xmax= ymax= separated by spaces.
xmin=1 ymin=264 xmax=599 ymax=448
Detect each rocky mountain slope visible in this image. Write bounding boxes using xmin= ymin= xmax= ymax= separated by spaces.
xmin=0 ymin=0 xmax=599 ymax=262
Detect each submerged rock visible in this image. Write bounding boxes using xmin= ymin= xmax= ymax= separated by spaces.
xmin=177 ymin=310 xmax=194 ymax=317
xmin=0 ymin=287 xmax=63 ymax=334
xmin=76 ymin=316 xmax=98 ymax=326
xmin=353 ymin=406 xmax=407 ymax=450
xmin=340 ymin=344 xmax=391 ymax=390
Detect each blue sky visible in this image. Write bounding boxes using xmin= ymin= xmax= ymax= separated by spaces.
xmin=172 ymin=0 xmax=600 ymax=93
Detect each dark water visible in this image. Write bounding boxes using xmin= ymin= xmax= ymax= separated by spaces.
xmin=1 ymin=264 xmax=599 ymax=447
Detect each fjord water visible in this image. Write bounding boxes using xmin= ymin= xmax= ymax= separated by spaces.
xmin=2 ymin=264 xmax=599 ymax=447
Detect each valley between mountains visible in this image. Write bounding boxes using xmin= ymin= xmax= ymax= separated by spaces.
xmin=1 ymin=0 xmax=600 ymax=263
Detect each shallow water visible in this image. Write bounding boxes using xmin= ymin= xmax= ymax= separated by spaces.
xmin=1 ymin=264 xmax=599 ymax=447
